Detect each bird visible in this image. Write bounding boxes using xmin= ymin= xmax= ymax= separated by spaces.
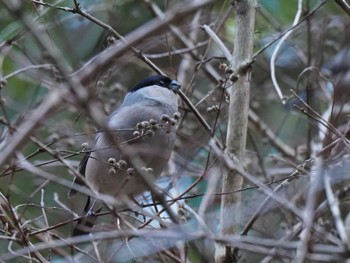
xmin=68 ymin=75 xmax=181 ymax=235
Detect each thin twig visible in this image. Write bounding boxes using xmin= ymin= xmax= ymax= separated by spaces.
xmin=324 ymin=170 xmax=350 ymax=250
xmin=202 ymin=24 xmax=234 ymax=62
xmin=335 ymin=0 xmax=350 ymax=17
xmin=270 ymin=0 xmax=304 ymax=103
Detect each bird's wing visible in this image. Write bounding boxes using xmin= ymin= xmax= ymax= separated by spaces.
xmin=67 ymin=151 xmax=90 ymax=198
xmin=68 ymin=129 xmax=104 ymax=198
xmin=68 ymin=100 xmax=164 ymax=197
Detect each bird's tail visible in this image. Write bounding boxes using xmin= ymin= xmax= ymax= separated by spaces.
xmin=73 ymin=196 xmax=102 ymax=236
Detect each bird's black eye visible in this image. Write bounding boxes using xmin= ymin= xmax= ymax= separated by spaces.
xmin=159 ymin=81 xmax=165 ymax=87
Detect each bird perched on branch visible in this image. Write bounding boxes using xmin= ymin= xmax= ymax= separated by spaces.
xmin=68 ymin=75 xmax=181 ymax=235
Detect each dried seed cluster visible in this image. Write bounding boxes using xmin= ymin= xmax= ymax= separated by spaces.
xmin=160 ymin=112 xmax=181 ymax=133
xmin=107 ymin=156 xmax=154 ymax=178
xmin=107 ymin=158 xmax=129 ymax=175
xmin=81 ymin=142 xmax=89 ymax=150
xmin=106 ymin=112 xmax=182 ymax=176
xmin=133 ymin=112 xmax=181 ymax=138
xmin=134 ymin=120 xmax=157 ymax=138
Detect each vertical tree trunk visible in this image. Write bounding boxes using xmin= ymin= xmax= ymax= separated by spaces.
xmin=215 ymin=1 xmax=256 ymax=262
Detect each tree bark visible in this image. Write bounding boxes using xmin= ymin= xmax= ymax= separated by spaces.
xmin=215 ymin=1 xmax=256 ymax=262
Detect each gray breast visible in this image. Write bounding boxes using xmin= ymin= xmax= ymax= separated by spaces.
xmin=84 ymin=86 xmax=178 ymax=201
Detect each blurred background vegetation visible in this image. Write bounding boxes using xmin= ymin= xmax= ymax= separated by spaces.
xmin=0 ymin=0 xmax=350 ymax=262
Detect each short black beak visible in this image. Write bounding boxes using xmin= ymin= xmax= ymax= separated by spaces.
xmin=169 ymin=80 xmax=181 ymax=93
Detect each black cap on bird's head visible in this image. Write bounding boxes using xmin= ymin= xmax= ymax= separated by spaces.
xmin=130 ymin=75 xmax=181 ymax=93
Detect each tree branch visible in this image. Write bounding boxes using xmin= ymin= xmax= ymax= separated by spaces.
xmin=215 ymin=0 xmax=257 ymax=262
